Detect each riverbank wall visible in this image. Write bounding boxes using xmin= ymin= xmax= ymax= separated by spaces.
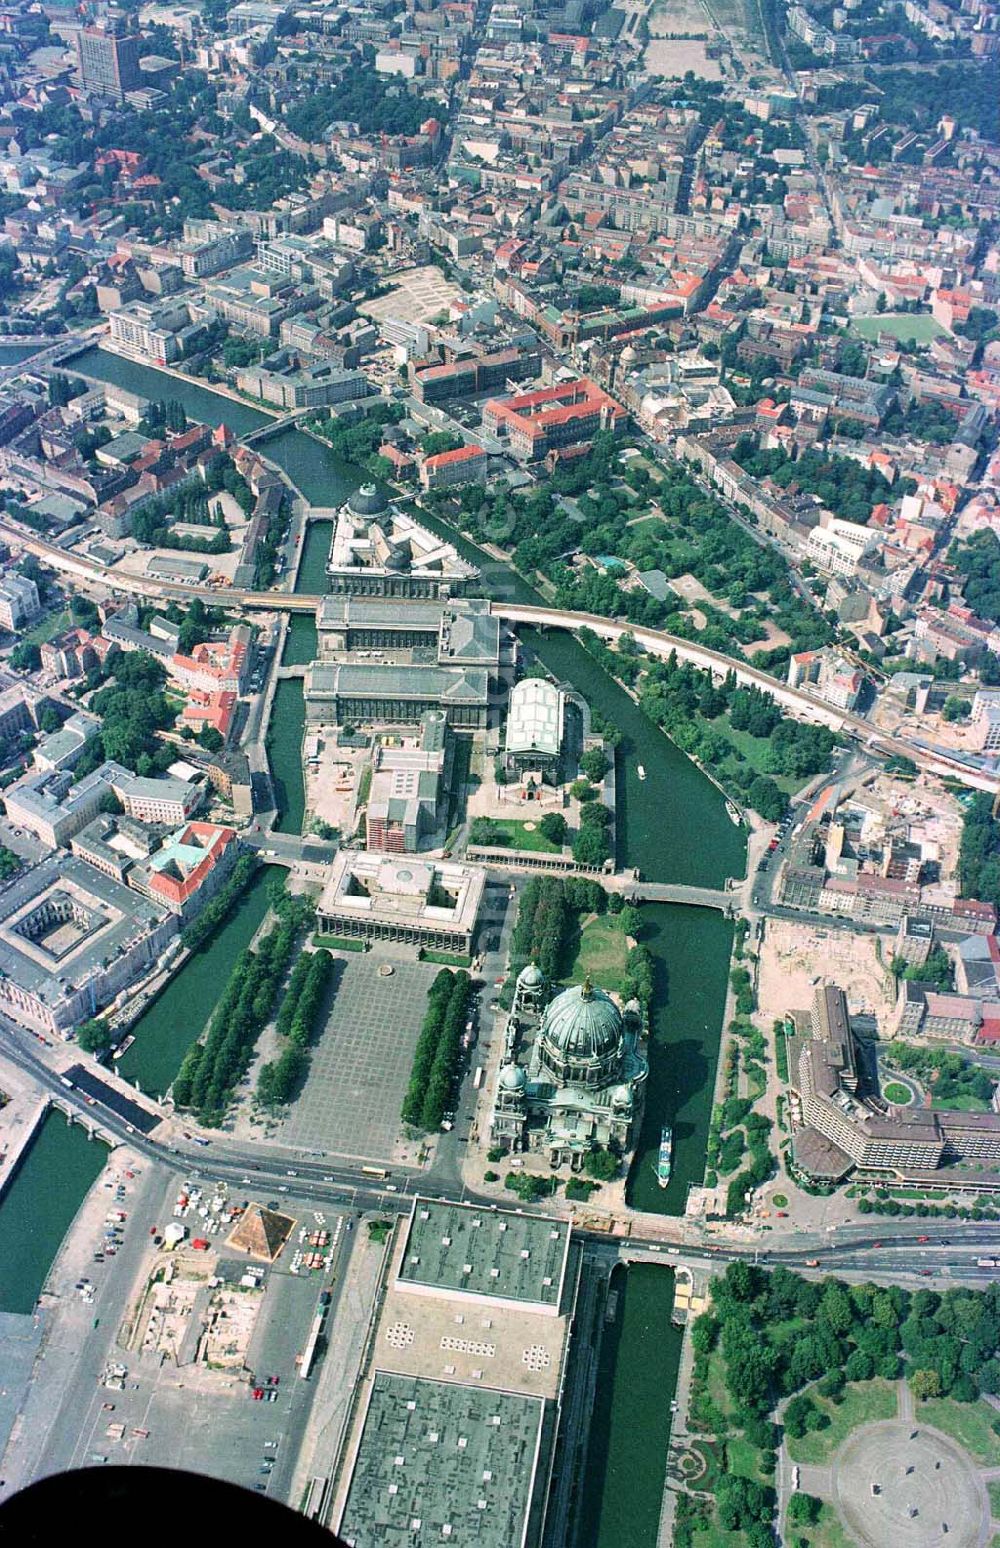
xmin=0 ymin=1096 xmax=49 ymax=1205
xmin=62 ymin=339 xmax=284 ymax=420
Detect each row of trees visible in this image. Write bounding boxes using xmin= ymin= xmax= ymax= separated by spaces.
xmin=139 ymin=399 xmax=188 ymax=436
xmin=180 ymin=854 xmax=259 ymax=953
xmin=132 ymin=500 xmax=231 ymax=555
xmin=171 ymin=892 xmax=313 ymax=1126
xmin=257 ymin=948 xmax=333 ymax=1107
xmin=401 ymin=970 xmax=473 ymax=1132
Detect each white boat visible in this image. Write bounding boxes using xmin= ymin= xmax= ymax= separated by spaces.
xmin=656 ymin=1126 xmax=673 ymax=1188
xmin=725 ymin=800 xmax=741 ymax=826
xmin=637 ymin=765 xmax=646 ymax=781
xmin=112 ymin=1035 xmax=135 ymax=1061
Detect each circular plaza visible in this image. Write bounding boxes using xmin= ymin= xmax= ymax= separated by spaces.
xmin=832 ymin=1420 xmax=989 ymax=1548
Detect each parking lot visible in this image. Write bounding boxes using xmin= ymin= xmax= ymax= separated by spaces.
xmin=272 ymin=951 xmax=441 ymax=1161
xmin=59 ymin=1208 xmax=340 ymax=1503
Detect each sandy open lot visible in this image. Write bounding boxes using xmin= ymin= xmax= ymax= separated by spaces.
xmin=645 ymin=37 xmax=721 ymax=77
xmin=358 ymin=266 xmax=466 ymax=327
xmin=757 ymin=916 xmax=896 ymax=1023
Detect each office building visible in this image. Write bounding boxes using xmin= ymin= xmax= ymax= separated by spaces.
xmin=0 ymin=573 xmax=39 ymax=630
xmin=76 ymin=23 xmax=142 ymax=103
xmin=482 ymin=379 xmax=626 ymax=462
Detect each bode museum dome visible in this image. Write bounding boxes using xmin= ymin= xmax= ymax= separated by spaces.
xmin=490 ymin=966 xmax=647 ymax=1169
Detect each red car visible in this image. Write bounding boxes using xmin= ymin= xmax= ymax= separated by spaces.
xmin=917 ymin=1235 xmax=931 ymax=1243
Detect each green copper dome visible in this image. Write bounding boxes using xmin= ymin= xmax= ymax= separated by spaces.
xmin=539 ymin=979 xmax=622 ymax=1064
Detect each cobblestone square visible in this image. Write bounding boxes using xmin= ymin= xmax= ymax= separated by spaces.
xmin=277 ymin=952 xmax=440 ymax=1161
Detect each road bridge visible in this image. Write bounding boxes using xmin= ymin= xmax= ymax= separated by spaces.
xmin=624 ymin=881 xmax=735 ymax=912
xmin=242 ymin=409 xmax=312 ymax=446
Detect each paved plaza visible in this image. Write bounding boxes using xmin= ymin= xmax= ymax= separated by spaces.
xmin=832 ymin=1420 xmax=989 ymax=1548
xmin=276 ymin=951 xmax=439 ymax=1161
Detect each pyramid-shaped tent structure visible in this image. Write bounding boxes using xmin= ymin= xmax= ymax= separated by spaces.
xmin=226 ymin=1203 xmax=295 ymax=1262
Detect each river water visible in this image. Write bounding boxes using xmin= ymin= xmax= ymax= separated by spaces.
xmin=0 ymin=1111 xmax=108 ymax=1313
xmin=0 ymin=343 xmax=45 ymax=367
xmin=116 ymin=867 xmax=278 ymax=1097
xmin=580 ymin=1264 xmax=682 ymax=1548
xmin=50 ymin=347 xmax=745 ymax=1545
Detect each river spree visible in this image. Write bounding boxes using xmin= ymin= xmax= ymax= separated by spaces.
xmin=0 ymin=1111 xmax=107 ymax=1313
xmin=0 ymin=343 xmax=45 ymax=367
xmin=56 ymin=350 xmax=745 ymax=1188
xmin=117 ymin=867 xmax=277 ymax=1095
xmin=580 ymin=1263 xmax=682 ymax=1548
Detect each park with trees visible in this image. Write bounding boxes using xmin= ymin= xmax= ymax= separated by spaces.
xmin=421 ymin=432 xmax=832 ymax=669
xmin=73 ymin=649 xmax=179 ymax=778
xmin=677 ymin=1261 xmax=1000 ymax=1546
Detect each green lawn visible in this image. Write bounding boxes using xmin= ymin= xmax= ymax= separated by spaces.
xmin=421 ymin=949 xmax=473 ymax=968
xmin=710 ymin=714 xmax=802 ymax=794
xmin=988 ymin=1479 xmax=1000 ymax=1517
xmin=851 ymin=313 xmax=945 ymax=343
xmin=23 ymin=607 xmax=70 ymax=645
xmin=793 ymin=1501 xmax=856 ymax=1548
xmin=882 ymin=1081 xmax=913 ymax=1104
xmin=929 ymin=1091 xmax=993 ymax=1113
xmin=786 ymin=1379 xmax=897 ymax=1465
xmin=916 ymin=1398 xmax=1000 ymax=1465
xmin=565 ymin=915 xmax=629 ymax=991
xmin=726 ymin=1433 xmax=769 ymax=1483
xmin=487 ymin=818 xmax=561 ymax=854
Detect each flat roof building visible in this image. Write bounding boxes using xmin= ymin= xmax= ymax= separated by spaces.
xmin=317 ymin=852 xmax=485 ymax=953
xmin=317 ymin=595 xmax=500 ymax=671
xmin=333 ymin=1196 xmax=577 ymax=1548
xmin=396 ymin=1198 xmax=571 ymax=1314
xmin=0 ymin=853 xmax=176 ymax=1036
xmin=339 ymin=1375 xmax=546 ymax=1548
